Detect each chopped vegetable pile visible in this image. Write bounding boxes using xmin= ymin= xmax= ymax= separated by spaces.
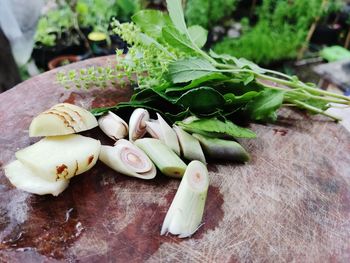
xmin=7 ymin=0 xmax=350 ymax=240
xmin=5 ymin=104 xmax=223 ymax=238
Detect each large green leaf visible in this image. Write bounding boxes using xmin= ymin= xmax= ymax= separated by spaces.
xmin=188 ymin=25 xmax=207 ymax=48
xmin=162 ymin=27 xmax=197 ymax=54
xmin=165 ymin=72 xmax=228 ymax=94
xmin=245 ymin=89 xmax=285 ymax=121
xmin=177 ymin=118 xmax=256 ymax=138
xmin=168 ymin=58 xmax=217 ymax=83
xmin=175 ymin=86 xmax=225 ymax=113
xmin=132 ymin=10 xmax=171 ymax=39
xmin=166 ymin=0 xmax=188 ymax=35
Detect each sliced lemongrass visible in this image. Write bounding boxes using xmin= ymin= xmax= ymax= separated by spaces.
xmin=129 ymin=108 xmax=150 ymax=142
xmin=161 ymin=160 xmax=209 ymax=238
xmin=173 ymin=126 xmax=206 ymax=163
xmin=192 ymin=133 xmax=250 ymax=162
xmin=99 ymin=139 xmax=156 ymax=180
xmin=98 ymin=111 xmax=128 ymax=140
xmin=145 ymin=120 xmax=163 ymax=139
xmin=4 ymin=160 xmax=69 ymax=196
xmin=135 ymin=138 xmax=187 ymax=178
xmin=181 ymin=116 xmax=199 ymax=124
xmin=156 ymin=113 xmax=180 ymax=155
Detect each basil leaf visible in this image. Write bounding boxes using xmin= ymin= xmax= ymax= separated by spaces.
xmin=188 ymin=25 xmax=207 ymax=48
xmin=209 ymin=50 xmax=266 ymax=74
xmin=162 ymin=26 xmax=197 ymax=54
xmin=177 ymin=118 xmax=256 ymax=138
xmin=132 ymin=10 xmax=171 ymax=39
xmin=168 ymin=58 xmax=216 ymax=83
xmin=175 ymin=86 xmax=225 ymax=113
xmin=165 ymin=73 xmax=228 ymax=94
xmin=166 ymin=0 xmax=188 ymax=35
xmin=245 ymin=89 xmax=285 ymax=121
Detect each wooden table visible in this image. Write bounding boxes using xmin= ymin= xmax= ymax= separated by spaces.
xmin=0 ymin=56 xmax=349 ymax=262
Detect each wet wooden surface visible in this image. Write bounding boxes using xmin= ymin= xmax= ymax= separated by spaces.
xmin=0 ymin=56 xmax=350 ymax=262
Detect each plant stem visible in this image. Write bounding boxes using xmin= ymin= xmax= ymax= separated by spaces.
xmin=290 ymin=99 xmax=341 ymax=121
xmin=255 ymin=72 xmax=350 ymax=102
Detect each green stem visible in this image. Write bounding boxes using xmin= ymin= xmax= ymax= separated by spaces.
xmin=252 ymin=80 xmax=349 ymax=105
xmin=214 ymin=60 xmax=350 ymax=102
xmin=255 ymin=73 xmax=350 ymax=102
xmin=290 ymin=99 xmax=341 ymax=121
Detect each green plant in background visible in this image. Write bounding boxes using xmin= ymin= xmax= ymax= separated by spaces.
xmin=213 ymin=0 xmax=343 ymax=64
xmin=34 ymin=4 xmax=76 ymax=46
xmin=35 ymin=0 xmax=141 ymax=47
xmin=185 ymin=0 xmax=238 ymax=29
xmin=77 ymin=0 xmax=140 ymax=32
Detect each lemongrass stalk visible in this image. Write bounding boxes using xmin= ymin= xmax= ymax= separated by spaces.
xmin=135 ymin=138 xmax=187 ymax=178
xmin=173 ymin=126 xmax=206 ymax=163
xmin=129 ymin=108 xmax=150 ymax=141
xmin=156 ymin=113 xmax=181 ymax=155
xmin=192 ymin=133 xmax=250 ymax=162
xmin=99 ymin=139 xmax=156 ymax=180
xmin=98 ymin=111 xmax=128 ymax=140
xmin=161 ymin=160 xmax=209 ymax=238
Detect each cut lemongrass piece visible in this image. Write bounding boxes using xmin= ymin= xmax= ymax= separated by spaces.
xmin=99 ymin=139 xmax=156 ymax=180
xmin=98 ymin=111 xmax=128 ymax=140
xmin=145 ymin=120 xmax=163 ymax=139
xmin=173 ymin=126 xmax=206 ymax=163
xmin=4 ymin=160 xmax=69 ymax=196
xmin=129 ymin=108 xmax=150 ymax=141
xmin=161 ymin=160 xmax=209 ymax=238
xmin=134 ymin=138 xmax=187 ymax=178
xmin=192 ymin=133 xmax=250 ymax=162
xmin=156 ymin=113 xmax=181 ymax=155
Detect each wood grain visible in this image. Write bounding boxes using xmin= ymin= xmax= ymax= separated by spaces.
xmin=0 ymin=56 xmax=349 ymax=262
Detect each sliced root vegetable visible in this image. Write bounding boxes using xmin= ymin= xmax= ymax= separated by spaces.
xmin=135 ymin=138 xmax=187 ymax=178
xmin=129 ymin=108 xmax=150 ymax=141
xmin=161 ymin=160 xmax=209 ymax=238
xmin=173 ymin=126 xmax=206 ymax=163
xmin=156 ymin=113 xmax=180 ymax=155
xmin=99 ymin=139 xmax=156 ymax=179
xmin=29 ymin=103 xmax=98 ymax=137
xmin=192 ymin=133 xmax=250 ymax=162
xmin=52 ymin=104 xmax=85 ymax=130
xmin=98 ymin=111 xmax=128 ymax=140
xmin=4 ymin=160 xmax=69 ymax=196
xmin=16 ymin=134 xmax=101 ymax=182
xmin=54 ymin=103 xmax=97 ymax=130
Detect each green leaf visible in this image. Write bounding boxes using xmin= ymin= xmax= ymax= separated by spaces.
xmin=209 ymin=50 xmax=266 ymax=74
xmin=168 ymin=58 xmax=217 ymax=83
xmin=132 ymin=10 xmax=171 ymax=39
xmin=175 ymin=86 xmax=226 ymax=113
xmin=209 ymin=49 xmax=237 ymax=62
xmin=162 ymin=27 xmax=197 ymax=54
xmin=177 ymin=118 xmax=256 ymax=138
xmin=139 ymin=33 xmax=176 ymax=59
xmin=165 ymin=73 xmax=228 ymax=94
xmin=188 ymin=25 xmax=207 ymax=48
xmin=166 ymin=0 xmax=188 ymax=35
xmin=234 ymin=58 xmax=266 ymax=74
xmin=224 ymin=91 xmax=259 ymax=105
xmin=245 ymin=89 xmax=285 ymax=121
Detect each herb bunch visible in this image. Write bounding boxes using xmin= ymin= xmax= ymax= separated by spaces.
xmin=58 ymin=0 xmax=349 ymax=137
